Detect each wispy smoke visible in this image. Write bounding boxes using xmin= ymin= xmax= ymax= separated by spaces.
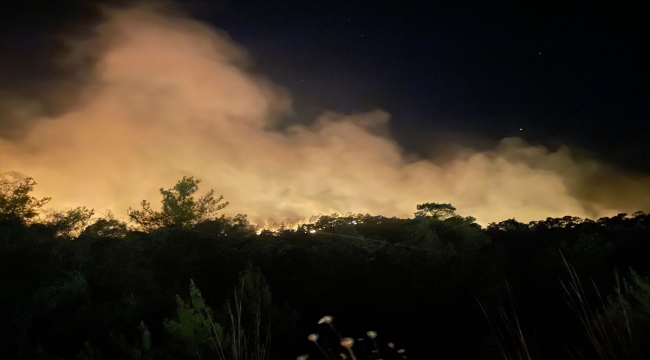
xmin=1 ymin=6 xmax=648 ymax=225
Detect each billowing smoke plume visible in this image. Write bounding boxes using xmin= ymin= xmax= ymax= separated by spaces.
xmin=1 ymin=6 xmax=649 ymax=225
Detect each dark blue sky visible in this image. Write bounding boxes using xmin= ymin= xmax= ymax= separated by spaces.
xmin=192 ymin=0 xmax=649 ymax=170
xmin=2 ymin=0 xmax=649 ymax=171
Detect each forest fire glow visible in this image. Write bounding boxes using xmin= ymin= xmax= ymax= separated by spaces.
xmin=0 ymin=6 xmax=649 ymax=225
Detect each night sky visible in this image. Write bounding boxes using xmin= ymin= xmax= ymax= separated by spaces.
xmin=2 ymin=0 xmax=649 ymax=172
xmin=201 ymin=0 xmax=650 ymax=172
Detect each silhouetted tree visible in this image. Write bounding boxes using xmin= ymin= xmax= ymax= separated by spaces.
xmin=0 ymin=172 xmax=50 ymax=222
xmin=414 ymin=202 xmax=457 ymax=219
xmin=44 ymin=206 xmax=95 ymax=239
xmin=127 ymin=176 xmax=229 ymax=230
xmin=80 ymin=212 xmax=128 ymax=239
xmin=2 ymin=172 xmax=649 ymax=360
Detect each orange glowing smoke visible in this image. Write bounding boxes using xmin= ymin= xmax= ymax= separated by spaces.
xmin=1 ymin=6 xmax=648 ymax=225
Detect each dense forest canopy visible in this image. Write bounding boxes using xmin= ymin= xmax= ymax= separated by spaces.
xmin=1 ymin=172 xmax=649 ymax=359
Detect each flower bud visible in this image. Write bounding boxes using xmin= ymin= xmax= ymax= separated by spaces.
xmin=340 ymin=337 xmax=355 ymax=349
xmin=318 ymin=315 xmax=333 ymax=324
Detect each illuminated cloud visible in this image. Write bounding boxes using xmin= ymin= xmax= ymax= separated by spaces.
xmin=1 ymin=5 xmax=648 ymax=225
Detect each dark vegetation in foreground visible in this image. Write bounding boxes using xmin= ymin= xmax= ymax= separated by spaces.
xmin=1 ymin=172 xmax=649 ymax=360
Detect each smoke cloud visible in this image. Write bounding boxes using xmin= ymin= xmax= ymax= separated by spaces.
xmin=1 ymin=6 xmax=649 ymax=225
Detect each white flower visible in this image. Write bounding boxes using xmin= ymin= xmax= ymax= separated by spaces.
xmin=308 ymin=333 xmax=319 ymax=342
xmin=397 ymin=349 xmax=406 ymax=353
xmin=366 ymin=331 xmax=377 ymax=339
xmin=318 ymin=315 xmax=333 ymax=324
xmin=388 ymin=342 xmax=395 ymax=349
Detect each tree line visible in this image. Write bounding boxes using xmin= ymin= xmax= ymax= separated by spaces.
xmin=1 ymin=172 xmax=649 ymax=359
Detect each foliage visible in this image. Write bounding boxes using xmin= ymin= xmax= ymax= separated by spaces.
xmin=81 ymin=211 xmax=129 ymax=239
xmin=128 ymin=176 xmax=229 ymax=230
xmin=44 ymin=206 xmax=95 ymax=239
xmin=164 ymin=280 xmax=227 ymax=359
xmin=1 ymin=173 xmax=649 ymax=359
xmin=414 ymin=202 xmax=457 ymax=219
xmin=0 ymin=172 xmax=50 ymax=222
xmin=223 ymin=265 xmax=273 ymax=360
xmin=626 ymin=270 xmax=650 ymax=324
xmin=165 ymin=268 xmax=273 ymax=360
xmin=107 ymin=321 xmax=154 ymax=360
xmin=32 ymin=271 xmax=89 ymax=313
xmin=561 ymin=258 xmax=650 ymax=360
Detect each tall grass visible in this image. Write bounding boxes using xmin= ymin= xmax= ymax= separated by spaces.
xmin=475 ymin=255 xmax=650 ymax=360
xmin=560 ymin=253 xmax=650 ymax=360
xmin=164 ymin=267 xmax=272 ymax=360
xmin=225 ymin=269 xmax=272 ymax=360
xmin=477 ymin=283 xmax=533 ymax=360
